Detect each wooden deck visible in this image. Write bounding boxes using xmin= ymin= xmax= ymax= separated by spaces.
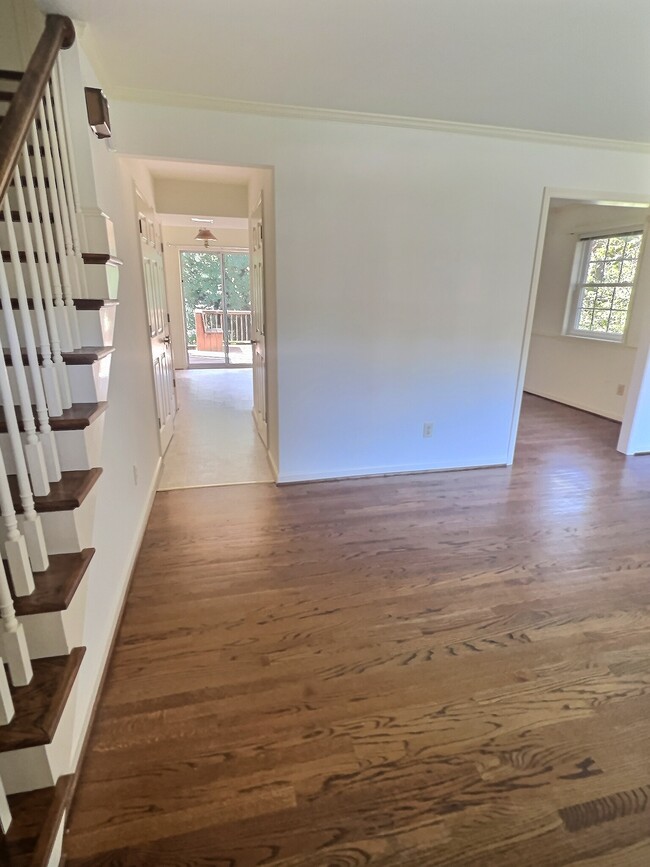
xmin=65 ymin=394 xmax=650 ymax=865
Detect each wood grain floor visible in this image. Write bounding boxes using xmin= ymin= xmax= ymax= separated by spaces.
xmin=65 ymin=395 xmax=650 ymax=865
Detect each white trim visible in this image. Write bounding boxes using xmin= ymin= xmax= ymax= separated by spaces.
xmin=506 ymin=188 xmax=552 ymax=465
xmin=107 ymin=86 xmax=650 ymax=154
xmin=508 ymin=187 xmax=650 ymax=466
xmin=267 ymin=448 xmax=279 ymax=482
xmin=276 ymin=459 xmax=506 ymax=485
xmin=70 ymin=456 xmax=162 ymax=769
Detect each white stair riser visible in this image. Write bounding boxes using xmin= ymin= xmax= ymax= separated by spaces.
xmin=78 ymin=306 xmax=116 ymax=347
xmin=20 ymin=574 xmax=89 ymax=660
xmin=0 ymin=257 xmax=118 ymax=300
xmin=0 ymin=488 xmax=99 ymax=555
xmin=0 ymin=673 xmax=80 ymax=793
xmin=39 ymin=488 xmax=98 ymax=553
xmin=0 ymin=306 xmax=115 ymax=348
xmin=7 ymin=354 xmax=112 ymax=403
xmin=86 ymin=262 xmax=119 ymax=300
xmin=0 ymin=415 xmax=104 ymax=473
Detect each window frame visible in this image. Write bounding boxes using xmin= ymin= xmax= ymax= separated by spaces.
xmin=564 ymin=228 xmax=644 ymax=343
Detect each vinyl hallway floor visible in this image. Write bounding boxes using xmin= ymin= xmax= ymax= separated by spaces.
xmin=157 ymin=368 xmax=274 ymax=490
xmin=65 ymin=394 xmax=650 ymax=865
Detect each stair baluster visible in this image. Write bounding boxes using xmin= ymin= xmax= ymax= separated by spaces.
xmin=3 ymin=190 xmax=61 ymax=485
xmin=0 ymin=556 xmax=32 ymax=686
xmin=30 ymin=120 xmax=75 ymax=367
xmin=42 ymin=87 xmax=82 ymax=345
xmin=51 ymin=66 xmax=87 ymax=297
xmin=0 ymin=404 xmax=33 ymax=597
xmin=15 ymin=141 xmax=63 ymax=418
xmin=37 ymin=100 xmax=81 ymax=350
xmin=0 ymin=771 xmax=10 ymax=833
xmin=20 ymin=139 xmax=72 ymax=410
xmin=0 ymin=656 xmax=14 ymax=726
xmin=0 ymin=262 xmax=49 ymax=571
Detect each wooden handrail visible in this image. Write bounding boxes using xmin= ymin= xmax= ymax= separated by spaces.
xmin=0 ymin=14 xmax=75 ymax=203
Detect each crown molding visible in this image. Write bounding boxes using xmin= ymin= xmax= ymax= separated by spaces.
xmin=107 ymin=85 xmax=650 ymax=155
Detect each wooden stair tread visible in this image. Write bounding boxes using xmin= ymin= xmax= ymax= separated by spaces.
xmin=11 ymin=549 xmax=95 ymax=616
xmin=0 ymin=297 xmax=117 ymax=312
xmin=3 ymin=346 xmax=114 ymax=366
xmin=0 ymin=208 xmax=52 ymax=223
xmin=9 ymin=468 xmax=102 ymax=514
xmin=0 ymin=649 xmax=85 ymax=753
xmin=0 ymin=70 xmax=23 ymax=81
xmin=0 ymin=402 xmax=108 ymax=433
xmin=2 ymin=775 xmax=74 ymax=867
xmin=0 ymin=90 xmax=15 ymax=101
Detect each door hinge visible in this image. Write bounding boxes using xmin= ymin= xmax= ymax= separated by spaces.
xmin=167 ymin=312 xmax=170 ymax=323
xmin=260 ymin=224 xmax=263 ymax=241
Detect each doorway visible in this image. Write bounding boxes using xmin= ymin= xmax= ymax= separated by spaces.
xmin=180 ymin=249 xmax=252 ymax=368
xmin=510 ymin=190 xmax=650 ymax=462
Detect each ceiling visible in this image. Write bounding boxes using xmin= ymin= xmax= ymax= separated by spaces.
xmin=142 ymin=159 xmax=253 ymax=185
xmin=157 ymin=214 xmax=249 ymax=229
xmin=42 ymin=0 xmax=650 ymax=143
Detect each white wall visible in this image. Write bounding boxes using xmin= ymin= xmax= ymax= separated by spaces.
xmin=0 ymin=0 xmax=44 ymax=68
xmin=161 ymin=225 xmax=250 ymax=368
xmin=153 ymin=178 xmax=248 ymax=218
xmin=58 ymin=46 xmax=162 ymax=763
xmin=109 ymin=99 xmax=650 ymax=481
xmin=525 ymin=204 xmax=650 ymax=420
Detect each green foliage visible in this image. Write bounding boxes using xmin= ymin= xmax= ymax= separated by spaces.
xmin=180 ymin=251 xmax=250 ymax=346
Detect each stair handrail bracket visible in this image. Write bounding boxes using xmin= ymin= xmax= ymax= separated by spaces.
xmin=0 ymin=14 xmax=75 ymax=203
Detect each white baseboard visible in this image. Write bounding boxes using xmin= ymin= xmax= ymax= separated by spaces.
xmin=524 ymin=389 xmax=623 ymax=422
xmin=276 ymin=458 xmax=505 ymax=485
xmin=70 ymin=456 xmax=163 ymax=770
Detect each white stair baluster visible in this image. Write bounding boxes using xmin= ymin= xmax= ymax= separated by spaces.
xmin=21 ymin=138 xmax=72 ymax=410
xmin=0 ymin=557 xmax=32 ymax=686
xmin=4 ymin=191 xmax=61 ymax=485
xmin=0 ymin=771 xmax=11 ymax=832
xmin=0 ymin=261 xmax=49 ymax=572
xmin=18 ymin=143 xmax=63 ymax=417
xmin=0 ymin=658 xmax=14 ymax=726
xmin=38 ymin=99 xmax=81 ymax=349
xmin=31 ymin=120 xmax=75 ymax=376
xmin=0 ymin=410 xmax=33 ymax=597
xmin=0 ymin=219 xmax=49 ymax=496
xmin=43 ymin=83 xmax=83 ymax=315
xmin=51 ymin=64 xmax=87 ymax=297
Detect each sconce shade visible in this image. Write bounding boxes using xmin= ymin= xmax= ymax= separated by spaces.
xmin=195 ymin=228 xmax=217 ymax=246
xmin=84 ymin=87 xmax=111 ymax=139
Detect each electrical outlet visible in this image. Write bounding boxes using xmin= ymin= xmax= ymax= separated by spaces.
xmin=423 ymin=422 xmax=433 ymax=438
xmin=616 ymin=384 xmax=625 ymax=396
xmin=132 ymin=464 xmax=139 ymax=486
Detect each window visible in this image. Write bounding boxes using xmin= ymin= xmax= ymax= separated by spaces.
xmin=568 ymin=231 xmax=643 ymax=340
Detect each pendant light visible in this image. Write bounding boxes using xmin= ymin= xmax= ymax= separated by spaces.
xmin=195 ymin=228 xmax=217 ymax=247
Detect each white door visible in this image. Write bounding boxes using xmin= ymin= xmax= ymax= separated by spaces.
xmin=137 ymin=190 xmax=176 ymax=453
xmin=250 ymin=198 xmax=268 ymax=445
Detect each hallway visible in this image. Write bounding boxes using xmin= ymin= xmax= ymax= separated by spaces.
xmin=64 ymin=395 xmax=650 ymax=865
xmin=158 ymin=368 xmax=274 ymax=490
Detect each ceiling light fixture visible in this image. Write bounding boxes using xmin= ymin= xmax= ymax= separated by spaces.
xmin=191 ymin=217 xmax=214 ymax=223
xmin=195 ymin=228 xmax=217 ymax=247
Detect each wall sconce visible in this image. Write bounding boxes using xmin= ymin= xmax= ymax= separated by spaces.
xmin=84 ymin=87 xmax=112 ymax=139
xmin=195 ymin=228 xmax=217 ymax=247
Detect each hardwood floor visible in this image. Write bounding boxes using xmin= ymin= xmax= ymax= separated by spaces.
xmin=64 ymin=394 xmax=650 ymax=865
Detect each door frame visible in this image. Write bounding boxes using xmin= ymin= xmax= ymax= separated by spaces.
xmin=508 ymin=186 xmax=650 ymax=464
xmin=134 ymin=185 xmax=177 ymax=455
xmin=177 ymin=245 xmax=251 ymax=369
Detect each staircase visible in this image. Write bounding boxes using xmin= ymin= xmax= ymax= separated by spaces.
xmin=0 ymin=15 xmax=120 ymax=866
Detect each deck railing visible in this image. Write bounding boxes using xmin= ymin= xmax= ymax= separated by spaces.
xmin=198 ymin=309 xmax=252 ymax=345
